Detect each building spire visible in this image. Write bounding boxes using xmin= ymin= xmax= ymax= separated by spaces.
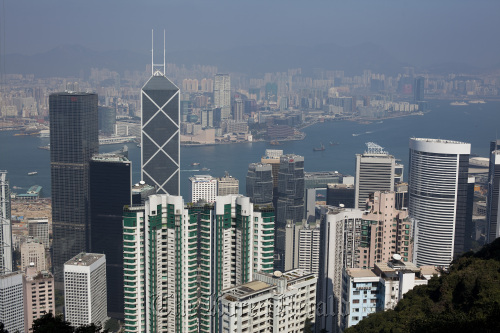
xmin=151 ymin=29 xmax=166 ymax=76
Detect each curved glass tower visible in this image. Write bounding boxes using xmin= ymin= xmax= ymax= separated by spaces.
xmin=409 ymin=138 xmax=470 ymax=267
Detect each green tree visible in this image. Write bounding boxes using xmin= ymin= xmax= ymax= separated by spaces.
xmin=32 ymin=313 xmax=73 ymax=333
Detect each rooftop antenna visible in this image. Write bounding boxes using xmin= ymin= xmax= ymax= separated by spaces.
xmin=151 ymin=29 xmax=166 ymax=77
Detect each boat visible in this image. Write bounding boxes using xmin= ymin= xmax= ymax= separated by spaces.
xmin=192 ymin=162 xmax=200 ymax=166
xmin=469 ymin=99 xmax=486 ymax=104
xmin=28 ymin=171 xmax=38 ymax=176
xmin=450 ymin=101 xmax=468 ymax=106
xmin=329 ymin=141 xmax=339 ymax=146
xmin=313 ymin=143 xmax=325 ymax=151
xmin=270 ymin=140 xmax=280 ymax=146
xmin=200 ymin=167 xmax=210 ymax=171
xmin=352 ymin=133 xmax=360 ymax=137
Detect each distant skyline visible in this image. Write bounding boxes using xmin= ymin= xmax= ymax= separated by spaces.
xmin=2 ymin=0 xmax=500 ymax=70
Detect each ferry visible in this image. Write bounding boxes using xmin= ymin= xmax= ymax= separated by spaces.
xmin=468 ymin=99 xmax=486 ymax=104
xmin=313 ymin=143 xmax=325 ymax=152
xmin=28 ymin=171 xmax=38 ymax=176
xmin=450 ymin=101 xmax=468 ymax=106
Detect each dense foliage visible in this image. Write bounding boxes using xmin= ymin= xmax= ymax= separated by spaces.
xmin=345 ymin=238 xmax=500 ymax=333
xmin=31 ymin=313 xmax=109 ymax=333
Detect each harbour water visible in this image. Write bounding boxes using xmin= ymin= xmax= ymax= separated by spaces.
xmin=1 ymin=100 xmax=499 ymax=200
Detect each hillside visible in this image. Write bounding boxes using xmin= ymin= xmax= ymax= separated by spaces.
xmin=345 ymin=238 xmax=500 ymax=333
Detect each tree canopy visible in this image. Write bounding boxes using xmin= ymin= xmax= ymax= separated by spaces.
xmin=31 ymin=313 xmax=109 ymax=333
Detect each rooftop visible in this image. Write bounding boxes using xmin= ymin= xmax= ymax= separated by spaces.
xmin=411 ymin=137 xmax=469 ymax=145
xmin=346 ymin=268 xmax=378 ymax=278
xmin=65 ymin=252 xmax=104 ymax=267
xmin=91 ymin=153 xmax=130 ymax=163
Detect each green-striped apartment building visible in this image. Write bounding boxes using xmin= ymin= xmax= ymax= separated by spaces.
xmin=122 ymin=194 xmax=275 ymax=333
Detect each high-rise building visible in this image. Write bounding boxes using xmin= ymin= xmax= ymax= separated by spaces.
xmin=409 ymin=138 xmax=471 ymax=267
xmin=316 ymin=207 xmax=364 ymax=333
xmin=50 ymin=92 xmax=98 ymax=281
xmin=340 ymin=261 xmax=439 ymax=331
xmin=275 ymin=154 xmax=305 ymax=271
xmin=23 ymin=266 xmax=55 ymax=332
xmin=246 ymin=163 xmax=273 ymax=206
xmin=217 ymin=173 xmax=239 ymax=196
xmin=64 ymin=253 xmax=107 ymax=328
xmin=89 ymin=152 xmax=132 ymax=319
xmin=355 ymin=142 xmax=395 ymax=209
xmin=214 ymin=74 xmax=231 ymax=120
xmin=0 ymin=171 xmax=12 ymax=274
xmin=295 ymin=222 xmax=321 ymax=274
xmin=413 ymin=77 xmax=425 ymax=102
xmin=141 ymin=68 xmax=180 ymax=195
xmin=190 ymin=175 xmax=218 ymax=203
xmin=261 ymin=149 xmax=283 ymax=192
xmin=357 ymin=191 xmax=412 ymax=269
xmin=200 ymin=108 xmax=214 ymax=128
xmin=219 ymin=270 xmax=317 ymax=333
xmin=233 ymin=98 xmax=243 ymax=121
xmin=284 ymin=221 xmax=321 ymax=273
xmin=0 ymin=272 xmax=24 ymax=333
xmin=486 ymin=140 xmax=500 ymax=243
xmin=27 ymin=218 xmax=49 ymax=249
xmin=327 ymin=183 xmax=355 ymax=208
xmin=98 ymin=106 xmax=116 ymax=136
xmin=20 ymin=239 xmax=46 ymax=271
xmin=122 ymin=194 xmax=274 ymax=333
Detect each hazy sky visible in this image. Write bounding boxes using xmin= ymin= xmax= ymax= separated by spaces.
xmin=3 ymin=0 xmax=500 ymax=68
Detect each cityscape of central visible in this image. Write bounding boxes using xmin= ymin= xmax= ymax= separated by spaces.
xmin=1 ymin=1 xmax=500 ymax=333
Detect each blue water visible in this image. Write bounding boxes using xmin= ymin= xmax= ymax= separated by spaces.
xmin=1 ymin=100 xmax=499 ymax=200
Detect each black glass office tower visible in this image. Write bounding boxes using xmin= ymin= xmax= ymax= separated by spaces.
xmin=246 ymin=163 xmax=273 ymax=206
xmin=275 ymin=154 xmax=304 ymax=270
xmin=50 ymin=92 xmax=98 ymax=281
xmin=89 ymin=153 xmax=131 ymax=319
xmin=141 ymin=74 xmax=180 ymax=195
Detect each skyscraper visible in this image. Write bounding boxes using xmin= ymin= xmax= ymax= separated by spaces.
xmin=141 ymin=59 xmax=180 ymax=195
xmin=90 ymin=152 xmax=132 ymax=318
xmin=316 ymin=207 xmax=364 ymax=333
xmin=275 ymin=154 xmax=304 ymax=271
xmin=122 ymin=194 xmax=274 ymax=333
xmin=50 ymin=92 xmax=98 ymax=280
xmin=246 ymin=163 xmax=273 ymax=206
xmin=217 ymin=172 xmax=239 ymax=196
xmin=190 ymin=175 xmax=218 ymax=203
xmin=23 ymin=266 xmax=55 ymax=332
xmin=409 ymin=138 xmax=471 ymax=267
xmin=355 ymin=142 xmax=395 ymax=209
xmin=414 ymin=76 xmax=425 ymax=102
xmin=214 ymin=74 xmax=231 ymax=120
xmin=64 ymin=253 xmax=107 ymax=327
xmin=233 ymin=98 xmax=243 ymax=121
xmin=0 ymin=272 xmax=24 ymax=333
xmin=486 ymin=140 xmax=500 ymax=243
xmin=0 ymin=171 xmax=12 ymax=274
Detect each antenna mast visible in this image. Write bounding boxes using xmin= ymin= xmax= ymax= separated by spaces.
xmin=151 ymin=29 xmax=166 ymax=77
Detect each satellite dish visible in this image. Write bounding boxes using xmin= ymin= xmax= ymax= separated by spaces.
xmin=139 ymin=180 xmax=145 ymax=185
xmin=393 ymin=254 xmax=402 ymax=261
xmin=339 ymin=204 xmax=345 ymax=208
xmin=274 ymin=271 xmax=282 ymax=278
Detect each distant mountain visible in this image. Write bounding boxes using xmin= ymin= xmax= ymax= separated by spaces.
xmin=4 ymin=43 xmax=406 ymax=78
xmin=168 ymin=42 xmax=407 ymax=76
xmin=4 ymin=45 xmax=148 ymax=78
xmin=5 ymin=44 xmax=496 ymax=78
